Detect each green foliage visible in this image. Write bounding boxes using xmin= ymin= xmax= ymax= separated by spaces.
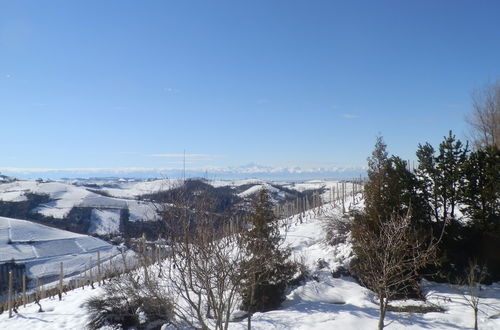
xmin=364 ymin=136 xmax=426 ymax=226
xmin=461 ymin=146 xmax=500 ymax=280
xmin=461 ymin=146 xmax=500 ymax=230
xmin=414 ymin=133 xmax=500 ymax=282
xmin=416 ymin=131 xmax=469 ymax=224
xmin=240 ymin=189 xmax=297 ymax=312
xmin=352 ymin=137 xmax=434 ymax=301
xmin=416 ymin=142 xmax=441 ymax=222
xmin=435 ymin=131 xmax=469 ymax=221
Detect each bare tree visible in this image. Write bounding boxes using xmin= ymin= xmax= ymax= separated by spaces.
xmin=160 ymin=190 xmax=245 ymax=330
xmin=468 ymin=80 xmax=500 ymax=149
xmin=460 ymin=260 xmax=487 ymax=330
xmin=351 ymin=210 xmax=439 ymax=330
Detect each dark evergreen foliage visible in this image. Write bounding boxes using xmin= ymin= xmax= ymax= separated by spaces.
xmin=240 ymin=189 xmax=297 ymax=312
xmin=461 ymin=146 xmax=500 ymax=280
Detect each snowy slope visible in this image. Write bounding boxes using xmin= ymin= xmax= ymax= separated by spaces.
xmin=0 ymin=217 xmax=120 ymax=285
xmin=97 ymin=179 xmax=182 ymax=199
xmin=0 ymin=180 xmax=159 ymax=235
xmin=2 ymin=196 xmax=500 ymax=329
xmin=227 ymin=198 xmax=500 ymax=330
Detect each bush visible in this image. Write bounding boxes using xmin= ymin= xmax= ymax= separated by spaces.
xmin=85 ymin=273 xmax=174 ymax=330
xmin=323 ymin=215 xmax=351 ymax=246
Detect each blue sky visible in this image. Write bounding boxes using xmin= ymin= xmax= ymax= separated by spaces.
xmin=1 ymin=0 xmax=499 ymax=179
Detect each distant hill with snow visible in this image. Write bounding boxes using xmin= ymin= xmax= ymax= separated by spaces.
xmin=0 ymin=178 xmax=350 ymax=238
xmin=0 ymin=216 xmax=120 ymax=296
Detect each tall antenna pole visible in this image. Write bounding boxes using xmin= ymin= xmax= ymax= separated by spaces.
xmin=183 ymin=149 xmax=186 ymax=182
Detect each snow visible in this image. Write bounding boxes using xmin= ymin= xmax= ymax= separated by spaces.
xmin=0 ymin=217 xmax=120 ymax=284
xmin=88 ymin=209 xmax=121 ymax=235
xmin=237 ymin=183 xmax=280 ymax=198
xmin=99 ymin=179 xmax=182 ymax=198
xmin=226 ymin=200 xmax=500 ymax=329
xmin=0 ymin=180 xmax=160 ymax=235
xmin=1 ymin=183 xmax=500 ymax=329
xmin=209 ymin=179 xmax=266 ymax=188
xmin=0 ymin=181 xmax=92 ymax=218
xmin=0 ymin=286 xmax=105 ymax=330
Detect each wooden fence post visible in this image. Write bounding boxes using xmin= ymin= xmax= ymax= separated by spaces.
xmin=89 ymin=257 xmax=94 ymax=289
xmin=8 ymin=270 xmax=13 ymax=318
xmin=97 ymin=251 xmax=101 ymax=286
xmin=59 ymin=262 xmax=63 ymax=300
xmin=22 ymin=274 xmax=26 ymax=308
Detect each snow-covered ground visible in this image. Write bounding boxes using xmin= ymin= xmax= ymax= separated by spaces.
xmin=2 ymin=197 xmax=500 ymax=329
xmin=0 ymin=217 xmax=120 ymax=287
xmin=0 ymin=178 xmax=348 ymax=236
xmin=0 ymin=180 xmax=160 ymax=234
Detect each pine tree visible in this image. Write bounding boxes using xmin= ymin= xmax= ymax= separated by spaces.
xmin=460 ymin=146 xmax=500 ymax=279
xmin=461 ymin=146 xmax=500 ymax=229
xmin=416 ymin=142 xmax=441 ymax=223
xmin=436 ymin=131 xmax=469 ymax=222
xmin=386 ymin=156 xmax=429 ymax=224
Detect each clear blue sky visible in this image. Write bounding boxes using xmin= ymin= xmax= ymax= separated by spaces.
xmin=1 ymin=0 xmax=499 ymax=178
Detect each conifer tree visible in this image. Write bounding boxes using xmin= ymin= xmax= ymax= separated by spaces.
xmin=436 ymin=131 xmax=469 ymax=222
xmin=416 ymin=131 xmax=468 ymax=225
xmin=240 ymin=189 xmax=296 ymax=316
xmin=416 ymin=142 xmax=441 ymax=223
xmin=364 ymin=136 xmax=392 ymax=222
xmin=461 ymin=146 xmax=500 ymax=229
xmin=364 ymin=137 xmax=424 ymax=224
xmin=461 ymin=146 xmax=500 ymax=279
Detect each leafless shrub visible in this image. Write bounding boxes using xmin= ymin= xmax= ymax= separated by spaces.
xmin=323 ymin=215 xmax=352 ymax=246
xmin=351 ymin=210 xmax=439 ymax=330
xmin=85 ymin=271 xmax=174 ymax=330
xmin=160 ymin=190 xmax=245 ymax=330
xmin=467 ymin=80 xmax=500 ymax=149
xmin=459 ymin=260 xmax=488 ymax=330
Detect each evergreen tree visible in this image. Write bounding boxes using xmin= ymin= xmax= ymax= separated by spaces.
xmin=386 ymin=156 xmax=429 ymax=224
xmin=416 ymin=142 xmax=441 ymax=223
xmin=351 ymin=137 xmax=438 ymax=325
xmin=436 ymin=131 xmax=469 ymax=222
xmin=364 ymin=136 xmax=425 ymax=225
xmin=240 ymin=189 xmax=296 ymax=314
xmin=416 ymin=131 xmax=468 ymax=225
xmin=461 ymin=146 xmax=500 ymax=279
xmin=364 ymin=136 xmax=392 ymax=222
xmin=461 ymin=146 xmax=500 ymax=229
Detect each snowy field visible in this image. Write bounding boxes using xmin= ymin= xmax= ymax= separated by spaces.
xmin=0 ymin=178 xmax=354 ymax=236
xmin=0 ymin=217 xmax=120 ymax=287
xmin=1 ymin=197 xmax=500 ymax=329
xmin=0 ymin=180 xmax=160 ymax=234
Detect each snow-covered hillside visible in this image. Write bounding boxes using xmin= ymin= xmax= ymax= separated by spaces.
xmin=1 ymin=197 xmax=499 ymax=329
xmin=0 ymin=178 xmax=348 ymax=236
xmin=0 ymin=180 xmax=161 ymax=235
xmin=0 ymin=216 xmax=120 ymax=287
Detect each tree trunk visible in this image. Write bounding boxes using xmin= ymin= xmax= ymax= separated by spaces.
xmin=474 ymin=307 xmax=478 ymax=330
xmin=248 ymin=275 xmax=256 ymax=330
xmin=378 ymin=297 xmax=386 ymax=330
